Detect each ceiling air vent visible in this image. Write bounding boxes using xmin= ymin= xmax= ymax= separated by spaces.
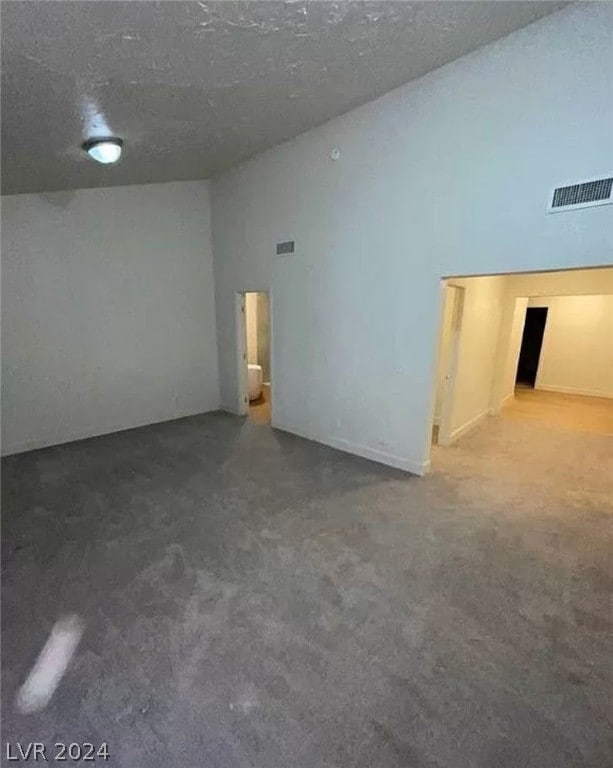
xmin=548 ymin=177 xmax=613 ymax=212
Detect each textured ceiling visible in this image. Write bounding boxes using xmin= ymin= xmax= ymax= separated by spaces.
xmin=1 ymin=1 xmax=566 ymax=194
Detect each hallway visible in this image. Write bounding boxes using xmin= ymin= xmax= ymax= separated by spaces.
xmin=502 ymin=389 xmax=613 ymax=435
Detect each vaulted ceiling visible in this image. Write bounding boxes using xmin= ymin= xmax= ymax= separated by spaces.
xmin=1 ymin=1 xmax=566 ymax=194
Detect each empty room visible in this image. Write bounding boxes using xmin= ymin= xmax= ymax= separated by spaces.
xmin=430 ymin=267 xmax=613 ymax=464
xmin=2 ymin=3 xmax=612 ymax=767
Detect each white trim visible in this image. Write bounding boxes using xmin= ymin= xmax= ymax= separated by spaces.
xmin=547 ymin=197 xmax=612 ymax=214
xmin=447 ymin=408 xmax=490 ymax=443
xmin=535 ymin=384 xmax=613 ymax=400
xmin=234 ymin=292 xmax=249 ymax=416
xmin=271 ymin=418 xmax=429 ymax=476
xmin=491 ymin=392 xmax=515 ymax=415
xmin=438 ymin=285 xmax=465 ymax=445
xmin=1 ymin=406 xmax=220 ymax=457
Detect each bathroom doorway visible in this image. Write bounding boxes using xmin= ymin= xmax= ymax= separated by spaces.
xmin=241 ymin=291 xmax=271 ymax=424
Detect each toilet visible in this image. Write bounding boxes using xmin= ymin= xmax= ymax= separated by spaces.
xmin=247 ymin=364 xmax=263 ymax=401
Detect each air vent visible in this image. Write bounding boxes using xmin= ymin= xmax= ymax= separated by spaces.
xmin=548 ymin=177 xmax=613 ymax=212
xmin=276 ymin=240 xmax=295 ymax=255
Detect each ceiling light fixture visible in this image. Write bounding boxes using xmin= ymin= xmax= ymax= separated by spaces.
xmin=83 ymin=137 xmax=123 ymax=164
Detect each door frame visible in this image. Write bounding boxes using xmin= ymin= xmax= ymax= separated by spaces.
xmin=234 ymin=292 xmax=249 ymax=415
xmin=437 ymin=284 xmax=465 ymax=446
xmin=234 ymin=289 xmax=273 ymax=419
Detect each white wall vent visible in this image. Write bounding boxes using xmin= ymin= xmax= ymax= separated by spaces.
xmin=548 ymin=177 xmax=613 ymax=212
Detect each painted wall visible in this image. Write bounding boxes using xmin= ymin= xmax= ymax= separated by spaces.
xmin=529 ymin=295 xmax=613 ymax=399
xmin=436 ymin=272 xmax=613 ymax=440
xmin=446 ymin=277 xmax=506 ymax=439
xmin=504 ymin=267 xmax=613 ymax=300
xmin=2 ymin=181 xmax=219 ymax=455
xmin=245 ymin=292 xmax=259 ymax=365
xmin=211 ymin=4 xmax=613 ymax=473
xmin=433 ymin=285 xmax=455 ymax=423
xmin=490 ymin=267 xmax=613 ymax=411
xmin=499 ymin=297 xmax=530 ymax=404
xmin=257 ymin=292 xmax=271 ymax=382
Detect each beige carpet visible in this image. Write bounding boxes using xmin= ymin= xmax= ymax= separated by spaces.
xmin=503 ymin=388 xmax=613 ymax=435
xmin=249 ymin=383 xmax=271 ymax=424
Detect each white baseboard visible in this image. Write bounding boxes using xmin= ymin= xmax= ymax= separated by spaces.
xmin=501 ymin=391 xmax=515 ymax=407
xmin=2 ymin=404 xmax=220 ymax=457
xmin=489 ymin=392 xmax=514 ymax=415
xmin=448 ymin=408 xmax=490 ymax=443
xmin=536 ymin=384 xmax=612 ymax=400
xmin=271 ymin=418 xmax=429 ymax=476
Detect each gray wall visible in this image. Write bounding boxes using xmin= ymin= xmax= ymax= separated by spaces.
xmin=2 ymin=181 xmax=219 ymax=454
xmin=256 ymin=292 xmax=271 ymax=382
xmin=212 ymin=5 xmax=613 ymax=474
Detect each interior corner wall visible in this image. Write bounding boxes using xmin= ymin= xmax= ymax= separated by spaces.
xmin=211 ymin=4 xmax=613 ymax=474
xmin=1 ymin=181 xmax=219 ymax=455
xmin=530 ymin=294 xmax=613 ymax=398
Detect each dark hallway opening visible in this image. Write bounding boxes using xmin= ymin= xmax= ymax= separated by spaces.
xmin=516 ymin=307 xmax=548 ymax=388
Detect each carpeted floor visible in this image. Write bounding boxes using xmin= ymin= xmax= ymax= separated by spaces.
xmin=2 ymin=410 xmax=612 ymax=767
xmin=249 ymin=383 xmax=271 ymax=424
xmin=503 ymin=387 xmax=613 ymax=435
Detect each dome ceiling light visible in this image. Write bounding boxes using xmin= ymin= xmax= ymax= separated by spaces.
xmin=82 ymin=137 xmax=123 ymax=164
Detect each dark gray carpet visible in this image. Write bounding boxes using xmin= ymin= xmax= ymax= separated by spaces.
xmin=2 ymin=411 xmax=612 ymax=767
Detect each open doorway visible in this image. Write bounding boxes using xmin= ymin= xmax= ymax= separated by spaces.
xmin=430 ymin=267 xmax=613 ymax=466
xmin=516 ymin=307 xmax=548 ymax=388
xmin=242 ymin=291 xmax=271 ymax=424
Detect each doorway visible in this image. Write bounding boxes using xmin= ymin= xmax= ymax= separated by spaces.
xmin=237 ymin=291 xmax=271 ymax=424
xmin=428 ymin=268 xmax=613 ymax=477
xmin=516 ymin=307 xmax=548 ymax=388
